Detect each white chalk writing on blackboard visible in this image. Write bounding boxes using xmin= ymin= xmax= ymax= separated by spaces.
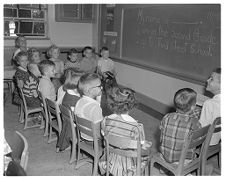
xmin=135 ymin=8 xmax=217 ymax=56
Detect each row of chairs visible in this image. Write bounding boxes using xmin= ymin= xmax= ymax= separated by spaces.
xmin=18 ymin=87 xmax=221 ymax=176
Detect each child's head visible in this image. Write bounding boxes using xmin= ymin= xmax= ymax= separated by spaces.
xmin=47 ymin=44 xmax=60 ymax=59
xmin=15 ymin=36 xmax=27 ymax=51
xmin=174 ymin=88 xmax=197 ymax=113
xmin=15 ymin=51 xmax=29 ymax=69
xmin=38 ymin=60 xmax=55 ymax=77
xmin=63 ymin=69 xmax=83 ymax=91
xmin=107 ymin=87 xmax=137 ymax=115
xmin=100 ymin=47 xmax=109 ymax=59
xmin=206 ymin=68 xmax=221 ymax=95
xmin=28 ymin=47 xmax=41 ymax=64
xmin=68 ymin=48 xmax=78 ymax=62
xmin=82 ymin=46 xmax=93 ymax=58
xmin=78 ymin=73 xmax=102 ymax=98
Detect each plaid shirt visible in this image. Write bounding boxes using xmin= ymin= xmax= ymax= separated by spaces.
xmin=159 ymin=110 xmax=201 ymax=163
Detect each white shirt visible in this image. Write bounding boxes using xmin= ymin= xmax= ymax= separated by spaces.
xmin=199 ymin=94 xmax=221 ymax=145
xmin=38 ymin=76 xmax=56 ymax=101
xmin=107 ymin=114 xmax=137 ymax=123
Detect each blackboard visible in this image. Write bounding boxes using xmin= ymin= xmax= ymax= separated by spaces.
xmin=121 ymin=4 xmax=220 ymax=83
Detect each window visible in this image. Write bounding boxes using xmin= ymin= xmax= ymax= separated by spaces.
xmin=4 ymin=4 xmax=48 ymax=38
xmin=55 ymin=4 xmax=95 ymax=23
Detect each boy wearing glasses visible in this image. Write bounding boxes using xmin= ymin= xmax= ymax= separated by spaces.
xmin=75 ymin=73 xmax=103 ymax=140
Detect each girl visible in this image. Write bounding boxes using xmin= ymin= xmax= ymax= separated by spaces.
xmin=27 ymin=47 xmax=42 ymax=78
xmin=56 ymin=69 xmax=83 ymax=152
xmin=47 ymin=44 xmax=64 ymax=91
xmin=99 ymin=87 xmax=151 ymax=176
xmin=64 ymin=48 xmax=80 ymax=71
xmin=13 ymin=52 xmax=41 ymax=122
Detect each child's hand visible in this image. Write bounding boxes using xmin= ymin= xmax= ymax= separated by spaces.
xmin=32 ymin=91 xmax=38 ymax=97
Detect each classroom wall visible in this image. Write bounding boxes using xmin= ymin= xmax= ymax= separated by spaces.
xmin=114 ymin=61 xmax=205 ymax=109
xmin=4 ymin=4 xmax=96 ymax=48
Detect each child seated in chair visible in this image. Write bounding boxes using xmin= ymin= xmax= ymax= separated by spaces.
xmin=99 ymin=87 xmax=152 ymax=176
xmin=47 ymin=44 xmax=64 ymax=91
xmin=38 ymin=60 xmax=56 ymax=101
xmin=74 ymin=73 xmax=103 ymax=140
xmin=27 ymin=47 xmax=42 ymax=78
xmin=13 ymin=51 xmax=41 ymax=108
xmin=159 ymin=88 xmax=201 ymax=166
xmin=56 ymin=69 xmax=83 ymax=152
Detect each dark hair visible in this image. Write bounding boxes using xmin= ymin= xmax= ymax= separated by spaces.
xmin=107 ymin=87 xmax=138 ymax=114
xmin=174 ymin=88 xmax=197 ymax=113
xmin=213 ymin=68 xmax=221 ymax=74
xmin=68 ymin=48 xmax=78 ymax=56
xmin=63 ymin=69 xmax=83 ymax=91
xmin=100 ymin=46 xmax=109 ymax=53
xmin=38 ymin=60 xmax=55 ymax=75
xmin=78 ymin=73 xmax=100 ymax=95
xmin=82 ymin=46 xmax=93 ymax=57
xmin=27 ymin=47 xmax=41 ymax=62
xmin=15 ymin=51 xmax=28 ymax=63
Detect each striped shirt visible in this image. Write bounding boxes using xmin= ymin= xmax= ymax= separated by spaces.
xmin=159 ymin=111 xmax=201 ymax=163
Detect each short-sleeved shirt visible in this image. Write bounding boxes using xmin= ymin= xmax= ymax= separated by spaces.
xmin=199 ymin=94 xmax=221 ymax=145
xmin=38 ymin=76 xmax=56 ymax=101
xmin=75 ymin=95 xmax=103 ymax=140
xmin=159 ymin=112 xmax=201 ymax=163
xmin=97 ymin=57 xmax=115 ymax=74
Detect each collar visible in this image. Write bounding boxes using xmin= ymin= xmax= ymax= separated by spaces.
xmin=82 ymin=95 xmax=100 ymax=105
xmin=213 ymin=94 xmax=221 ymax=99
xmin=18 ymin=66 xmax=27 ymax=72
xmin=41 ymin=75 xmax=51 ymax=81
xmin=67 ymin=89 xmax=80 ymax=97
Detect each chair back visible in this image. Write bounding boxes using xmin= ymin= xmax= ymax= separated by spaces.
xmin=177 ymin=124 xmax=210 ymax=173
xmin=59 ymin=104 xmax=76 ymax=143
xmin=9 ymin=131 xmax=29 ymax=171
xmin=75 ymin=115 xmax=101 ymax=141
xmin=103 ymin=117 xmax=142 ymax=175
xmin=46 ymin=98 xmax=62 ymax=133
xmin=200 ymin=117 xmax=221 ymax=175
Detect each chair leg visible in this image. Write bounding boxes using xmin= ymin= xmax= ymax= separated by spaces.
xmin=69 ymin=141 xmax=76 ymax=164
xmin=218 ymin=152 xmax=221 ymax=168
xmin=48 ymin=126 xmax=53 ymax=143
xmin=43 ymin=111 xmax=49 ymax=136
xmin=24 ymin=113 xmax=28 ymax=130
xmin=92 ymin=156 xmax=98 ymax=176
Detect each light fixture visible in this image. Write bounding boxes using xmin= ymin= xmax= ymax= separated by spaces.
xmin=9 ymin=20 xmax=17 ymax=36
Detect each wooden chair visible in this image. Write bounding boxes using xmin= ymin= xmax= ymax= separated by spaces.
xmin=74 ymin=115 xmax=103 ymax=176
xmin=103 ymin=118 xmax=151 ymax=176
xmin=18 ymin=88 xmax=43 ymax=130
xmin=8 ymin=131 xmax=29 ymax=171
xmin=150 ymin=125 xmax=210 ymax=176
xmin=59 ymin=104 xmax=77 ymax=164
xmin=200 ymin=117 xmax=221 ymax=175
xmin=46 ymin=98 xmax=62 ymax=143
xmin=38 ymin=91 xmax=49 ymax=136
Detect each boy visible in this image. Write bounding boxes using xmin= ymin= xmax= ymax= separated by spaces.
xmin=199 ymin=68 xmax=221 ymax=145
xmin=159 ymin=88 xmax=201 ymax=164
xmin=97 ymin=47 xmax=116 ymax=76
xmin=38 ymin=60 xmax=56 ymax=101
xmin=75 ymin=73 xmax=103 ymax=140
xmin=79 ymin=46 xmax=98 ymax=73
